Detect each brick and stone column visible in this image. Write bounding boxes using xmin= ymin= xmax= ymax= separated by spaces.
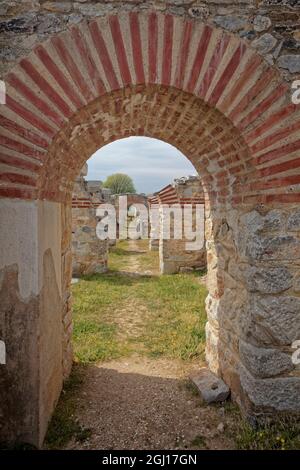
xmin=72 ymin=165 xmax=108 ymax=277
xmin=157 ymin=177 xmax=207 ymax=274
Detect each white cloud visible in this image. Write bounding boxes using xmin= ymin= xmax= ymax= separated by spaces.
xmin=87 ymin=137 xmax=196 ymax=193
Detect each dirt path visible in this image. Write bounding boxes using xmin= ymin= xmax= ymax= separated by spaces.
xmin=64 ymin=240 xmax=236 ymax=450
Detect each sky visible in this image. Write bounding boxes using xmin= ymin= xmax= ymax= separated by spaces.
xmin=86 ymin=137 xmax=197 ymax=194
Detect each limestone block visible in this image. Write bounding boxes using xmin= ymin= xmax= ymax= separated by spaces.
xmin=244 ymin=266 xmax=293 ymax=294
xmin=287 ymin=209 xmax=300 ymax=231
xmin=240 ymin=365 xmax=300 ymax=412
xmin=277 ymin=54 xmax=300 ymax=73
xmin=189 ymin=367 xmax=230 ymax=404
xmin=239 ymin=341 xmax=294 ymax=378
xmin=241 ymin=295 xmax=300 ymax=346
xmin=253 ymin=15 xmax=271 ymax=32
xmin=252 ymin=33 xmax=277 ymax=54
xmin=214 ymin=15 xmax=247 ymax=32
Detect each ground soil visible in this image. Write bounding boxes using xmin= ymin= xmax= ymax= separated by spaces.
xmin=64 ymin=240 xmax=237 ymax=450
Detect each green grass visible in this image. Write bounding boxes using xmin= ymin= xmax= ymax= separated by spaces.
xmin=235 ymin=416 xmax=300 ymax=450
xmin=73 ymin=320 xmax=129 ymax=362
xmin=138 ymin=272 xmax=207 ymax=360
xmin=108 ymin=239 xmax=143 ymax=271
xmin=213 ymin=401 xmax=300 ymax=450
xmin=190 ymin=434 xmax=207 ymax=449
xmin=44 ymin=365 xmax=91 ymax=449
xmin=71 ymin=240 xmax=207 ymax=363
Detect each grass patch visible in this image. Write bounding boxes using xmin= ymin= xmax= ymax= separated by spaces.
xmin=235 ymin=416 xmax=300 ymax=450
xmin=108 ymin=239 xmax=140 ymax=271
xmin=190 ymin=434 xmax=207 ymax=449
xmin=73 ymin=320 xmax=130 ymax=363
xmin=72 ymin=240 xmax=207 ymax=362
xmin=72 ymin=273 xmax=134 ymax=362
xmin=44 ymin=365 xmax=91 ymax=449
xmin=138 ymin=272 xmax=207 ymax=360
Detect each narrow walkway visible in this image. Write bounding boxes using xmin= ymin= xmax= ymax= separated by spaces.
xmin=59 ymin=240 xmax=237 ymax=450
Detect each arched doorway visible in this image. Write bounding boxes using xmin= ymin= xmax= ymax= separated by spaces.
xmin=1 ymin=10 xmax=299 ymax=447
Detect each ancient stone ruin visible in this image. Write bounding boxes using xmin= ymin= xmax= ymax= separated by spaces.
xmin=0 ymin=0 xmax=300 ymax=447
xmin=149 ymin=176 xmax=207 ymax=274
xmin=72 ymin=164 xmax=109 ymax=276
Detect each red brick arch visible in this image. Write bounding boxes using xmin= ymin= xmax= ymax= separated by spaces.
xmin=2 ymin=11 xmax=300 ymax=446
xmin=1 ymin=11 xmax=299 ymax=206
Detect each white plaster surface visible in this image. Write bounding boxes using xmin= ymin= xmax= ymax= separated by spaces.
xmin=0 ymin=199 xmax=62 ymax=299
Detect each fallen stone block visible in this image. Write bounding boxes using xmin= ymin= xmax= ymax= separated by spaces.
xmin=189 ymin=368 xmax=230 ymax=404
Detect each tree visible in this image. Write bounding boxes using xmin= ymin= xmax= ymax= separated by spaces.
xmin=102 ymin=173 xmax=136 ymax=194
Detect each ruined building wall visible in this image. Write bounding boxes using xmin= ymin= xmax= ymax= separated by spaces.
xmin=1 ymin=0 xmax=300 ymax=82
xmin=112 ymin=193 xmax=149 ymax=240
xmin=150 ymin=177 xmax=207 ymax=274
xmin=72 ymin=164 xmax=109 ymax=276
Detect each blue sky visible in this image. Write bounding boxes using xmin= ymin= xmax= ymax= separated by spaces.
xmin=87 ymin=137 xmax=197 ymax=194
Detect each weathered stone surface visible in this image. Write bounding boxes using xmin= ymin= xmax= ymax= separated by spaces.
xmin=277 ymin=54 xmax=300 ymax=72
xmin=242 ymin=295 xmax=300 ymax=346
xmin=214 ymin=15 xmax=246 ymax=32
xmin=188 ymin=5 xmax=209 ymax=19
xmin=244 ymin=266 xmax=293 ymax=294
xmin=0 ymin=13 xmax=38 ymax=33
xmin=35 ymin=13 xmax=65 ymax=34
xmin=240 ymin=365 xmax=300 ymax=413
xmin=73 ymin=2 xmax=116 ymax=16
xmin=42 ymin=2 xmax=72 ymax=13
xmin=246 ymin=235 xmax=300 ymax=261
xmin=241 ymin=209 xmax=286 ymax=234
xmin=252 ymin=33 xmax=277 ymax=54
xmin=239 ymin=341 xmax=294 ymax=378
xmin=253 ymin=15 xmax=271 ymax=32
xmin=263 ymin=210 xmax=285 ymax=231
xmin=190 ymin=368 xmax=230 ymax=404
xmin=294 ymin=276 xmax=300 ymax=292
xmin=287 ymin=209 xmax=300 ymax=230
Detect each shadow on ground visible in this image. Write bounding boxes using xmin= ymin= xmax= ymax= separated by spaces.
xmin=46 ymin=360 xmax=235 ymax=451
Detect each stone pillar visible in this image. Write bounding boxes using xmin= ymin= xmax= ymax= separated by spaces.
xmin=158 ymin=177 xmax=206 ymax=274
xmin=72 ymin=165 xmax=108 ymax=276
xmin=149 ymin=204 xmax=159 ymax=251
xmin=205 ymin=204 xmax=300 ymax=418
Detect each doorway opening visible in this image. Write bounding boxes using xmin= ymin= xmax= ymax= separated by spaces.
xmin=45 ymin=137 xmax=219 ymax=449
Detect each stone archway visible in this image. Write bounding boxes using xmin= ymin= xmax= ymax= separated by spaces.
xmin=1 ymin=7 xmax=300 ymax=447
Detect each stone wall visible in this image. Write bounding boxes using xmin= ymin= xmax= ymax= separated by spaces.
xmin=112 ymin=193 xmax=149 ymax=240
xmin=205 ymin=203 xmax=300 ymax=417
xmin=72 ymin=164 xmax=109 ymax=276
xmin=1 ymin=1 xmax=300 ymax=82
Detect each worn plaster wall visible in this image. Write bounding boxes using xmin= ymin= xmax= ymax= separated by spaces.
xmin=0 ymin=199 xmax=63 ymax=446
